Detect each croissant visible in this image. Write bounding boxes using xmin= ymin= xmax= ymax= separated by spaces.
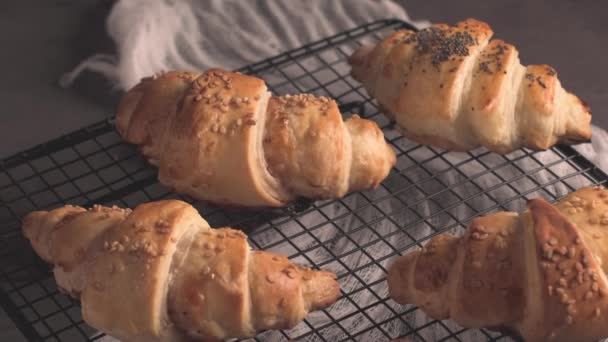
xmin=388 ymin=186 xmax=608 ymax=342
xmin=349 ymin=18 xmax=592 ymax=153
xmin=115 ymin=68 xmax=396 ymax=208
xmin=22 ymin=200 xmax=340 ymax=341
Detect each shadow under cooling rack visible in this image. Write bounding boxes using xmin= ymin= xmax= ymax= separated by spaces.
xmin=1 ymin=19 xmax=607 ymax=342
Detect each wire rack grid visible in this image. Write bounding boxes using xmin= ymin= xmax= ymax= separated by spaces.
xmin=1 ymin=19 xmax=607 ymax=342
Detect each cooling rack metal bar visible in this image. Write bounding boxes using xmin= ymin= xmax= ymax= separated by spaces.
xmin=1 ymin=19 xmax=607 ymax=342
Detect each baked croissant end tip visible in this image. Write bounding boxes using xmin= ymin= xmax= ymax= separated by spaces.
xmin=21 ymin=201 xmax=340 ymax=341
xmin=349 ymin=18 xmax=592 ymax=153
xmin=302 ymin=268 xmax=340 ymax=310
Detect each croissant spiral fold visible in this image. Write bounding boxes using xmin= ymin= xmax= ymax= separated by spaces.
xmin=350 ymin=19 xmax=592 ymax=153
xmin=22 ymin=200 xmax=340 ymax=341
xmin=116 ymin=69 xmax=396 ymax=207
xmin=388 ymin=186 xmax=608 ymax=342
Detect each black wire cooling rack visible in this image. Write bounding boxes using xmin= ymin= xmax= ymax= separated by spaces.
xmin=1 ymin=19 xmax=607 ymax=342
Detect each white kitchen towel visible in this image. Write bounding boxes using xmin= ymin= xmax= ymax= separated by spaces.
xmin=56 ymin=1 xmax=608 ymax=342
xmin=59 ymin=0 xmax=429 ymax=91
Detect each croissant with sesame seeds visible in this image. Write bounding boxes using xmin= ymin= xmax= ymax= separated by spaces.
xmin=388 ymin=186 xmax=608 ymax=342
xmin=22 ymin=200 xmax=340 ymax=341
xmin=115 ymin=68 xmax=396 ymax=208
xmin=349 ymin=18 xmax=592 ymax=154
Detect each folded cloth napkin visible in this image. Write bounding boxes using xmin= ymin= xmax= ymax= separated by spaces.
xmin=57 ymin=1 xmax=607 ymax=341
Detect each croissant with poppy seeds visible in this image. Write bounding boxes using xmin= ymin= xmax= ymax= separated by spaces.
xmin=388 ymin=186 xmax=608 ymax=342
xmin=349 ymin=19 xmax=592 ymax=153
xmin=22 ymin=200 xmax=340 ymax=341
xmin=116 ymin=68 xmax=396 ymax=208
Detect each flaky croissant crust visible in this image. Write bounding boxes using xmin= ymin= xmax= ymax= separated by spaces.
xmin=350 ymin=19 xmax=592 ymax=154
xmin=388 ymin=186 xmax=608 ymax=342
xmin=116 ymin=69 xmax=396 ymax=208
xmin=22 ymin=200 xmax=340 ymax=341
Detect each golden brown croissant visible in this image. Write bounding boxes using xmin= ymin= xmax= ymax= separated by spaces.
xmin=22 ymin=201 xmax=340 ymax=341
xmin=388 ymin=186 xmax=608 ymax=342
xmin=349 ymin=18 xmax=592 ymax=153
xmin=116 ymin=68 xmax=396 ymax=208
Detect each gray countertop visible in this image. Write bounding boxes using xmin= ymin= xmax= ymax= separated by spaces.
xmin=1 ymin=1 xmax=606 ymax=341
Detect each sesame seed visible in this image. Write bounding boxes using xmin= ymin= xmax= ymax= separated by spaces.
xmin=568 ymin=247 xmax=576 ymax=258
xmin=544 ymin=245 xmax=554 ymax=259
xmin=569 ymin=208 xmax=577 ymax=214
xmin=219 ymin=126 xmax=227 ymax=134
xmin=586 ymin=291 xmax=594 ymax=300
xmin=596 ymin=308 xmax=601 ymax=317
xmin=210 ymin=273 xmax=215 ymax=280
xmin=575 ymin=237 xmax=582 ymax=245
xmin=92 ymin=280 xmax=104 ymax=291
xmin=476 ymin=225 xmax=487 ymax=233
xmin=592 ymin=282 xmax=600 ymax=292
xmin=548 ymin=285 xmax=554 ymax=296
xmin=549 ymin=237 xmax=558 ymax=246
xmin=559 ymin=278 xmax=568 ymax=287
xmin=565 ymin=315 xmax=573 ymax=325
